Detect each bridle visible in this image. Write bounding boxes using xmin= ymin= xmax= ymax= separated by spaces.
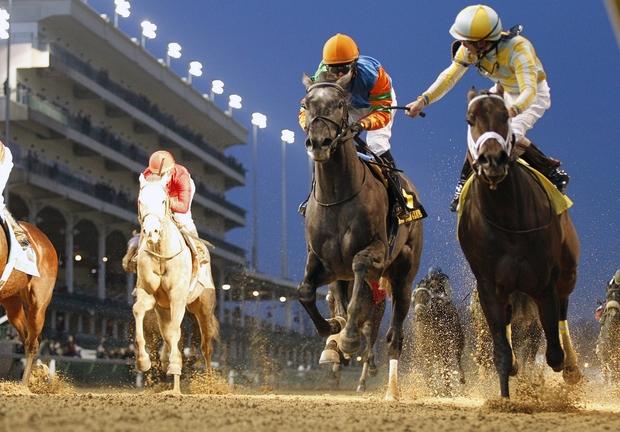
xmin=305 ymin=81 xmax=367 ymax=208
xmin=304 ymin=82 xmax=356 ymax=154
xmin=138 ymin=187 xmax=184 ymax=261
xmin=467 ymin=93 xmax=554 ymax=234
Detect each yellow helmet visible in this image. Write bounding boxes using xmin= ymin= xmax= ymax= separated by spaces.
xmin=449 ymin=5 xmax=503 ymax=41
xmin=322 ymin=33 xmax=359 ymax=65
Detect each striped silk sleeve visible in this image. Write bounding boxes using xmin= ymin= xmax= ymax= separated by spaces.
xmin=298 ymin=107 xmax=307 ymax=130
xmin=510 ymin=40 xmax=539 ymax=113
xmin=361 ymin=66 xmax=393 ymax=130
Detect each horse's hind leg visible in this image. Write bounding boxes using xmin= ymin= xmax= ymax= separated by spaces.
xmin=187 ymin=288 xmax=219 ymax=371
xmin=558 ymin=297 xmax=582 ymax=384
xmin=133 ymin=288 xmax=156 ymax=372
xmin=3 ymin=296 xmax=31 ymax=387
xmin=357 ymin=320 xmax=373 ymax=393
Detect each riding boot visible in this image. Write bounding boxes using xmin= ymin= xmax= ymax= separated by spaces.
xmin=2 ymin=210 xmax=30 ymax=248
xmin=380 ymin=150 xmax=426 ymax=221
xmin=521 ymin=142 xmax=570 ymax=193
xmin=450 ymin=159 xmax=474 ymax=212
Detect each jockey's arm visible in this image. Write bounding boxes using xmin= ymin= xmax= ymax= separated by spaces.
xmin=419 ymin=45 xmax=470 ymax=106
xmin=169 ymin=170 xmax=192 ymax=213
xmin=509 ymin=40 xmax=539 ymax=114
xmin=360 ymin=66 xmax=393 ymax=130
xmin=0 ymin=142 xmax=14 ymax=198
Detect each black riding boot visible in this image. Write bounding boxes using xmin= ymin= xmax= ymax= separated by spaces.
xmin=380 ymin=151 xmax=426 ymax=220
xmin=521 ymin=142 xmax=570 ymax=193
xmin=449 ymin=159 xmax=473 ymax=212
xmin=298 ymin=185 xmax=312 ymax=217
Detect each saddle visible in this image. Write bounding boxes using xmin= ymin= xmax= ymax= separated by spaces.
xmin=0 ymin=212 xmax=39 ymax=289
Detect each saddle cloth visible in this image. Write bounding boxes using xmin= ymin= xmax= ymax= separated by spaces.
xmin=0 ymin=217 xmax=39 ymax=287
xmin=457 ymin=158 xmax=573 ymax=223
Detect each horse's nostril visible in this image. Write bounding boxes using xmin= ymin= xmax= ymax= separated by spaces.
xmin=321 ymin=138 xmax=333 ymax=148
xmin=478 ymin=155 xmax=488 ymax=165
xmin=498 ymin=151 xmax=509 ymax=165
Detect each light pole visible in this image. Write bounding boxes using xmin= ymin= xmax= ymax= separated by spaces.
xmin=280 ymin=129 xmax=295 ymax=278
xmin=113 ymin=0 xmax=130 ymax=28
xmin=226 ymin=94 xmax=242 ymax=117
xmin=210 ymin=79 xmax=224 ymax=101
xmin=250 ymin=112 xmax=267 ymax=271
xmin=140 ymin=20 xmax=157 ymax=48
xmin=1 ymin=1 xmax=11 ymax=148
xmin=166 ymin=42 xmax=181 ymax=67
xmin=187 ymin=61 xmax=203 ymax=84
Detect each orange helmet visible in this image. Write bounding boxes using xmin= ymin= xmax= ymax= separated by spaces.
xmin=322 ymin=33 xmax=359 ymax=65
xmin=148 ymin=150 xmax=175 ymax=175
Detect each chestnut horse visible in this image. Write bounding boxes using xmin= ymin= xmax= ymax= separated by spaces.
xmin=299 ymin=71 xmax=423 ymax=400
xmin=0 ymin=221 xmax=57 ymax=388
xmin=458 ymin=88 xmax=581 ymax=397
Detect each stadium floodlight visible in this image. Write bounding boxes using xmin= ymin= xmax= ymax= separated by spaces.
xmin=210 ymin=79 xmax=224 ymax=100
xmin=280 ymin=129 xmax=295 ymax=144
xmin=252 ymin=290 xmax=260 ymax=297
xmin=113 ymin=1 xmax=131 ymax=27
xmin=140 ymin=20 xmax=157 ymax=47
xmin=166 ymin=42 xmax=182 ymax=66
xmin=251 ymin=112 xmax=267 ymax=129
xmin=226 ymin=94 xmax=242 ymax=116
xmin=187 ymin=60 xmax=203 ymax=84
xmin=279 ymin=129 xmax=295 ymax=278
xmin=222 ymin=284 xmax=231 ymax=291
xmin=0 ymin=9 xmax=10 ymax=40
xmin=279 ymin=296 xmax=287 ymax=303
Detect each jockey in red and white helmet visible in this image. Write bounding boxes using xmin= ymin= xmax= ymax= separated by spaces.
xmin=0 ymin=139 xmax=30 ymax=248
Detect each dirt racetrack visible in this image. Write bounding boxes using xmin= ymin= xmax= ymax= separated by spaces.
xmin=1 ymin=390 xmax=620 ymax=432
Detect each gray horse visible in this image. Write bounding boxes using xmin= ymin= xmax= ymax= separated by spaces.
xmin=298 ymin=72 xmax=423 ymax=400
xmin=596 ymin=271 xmax=620 ymax=384
xmin=411 ymin=283 xmax=465 ymax=395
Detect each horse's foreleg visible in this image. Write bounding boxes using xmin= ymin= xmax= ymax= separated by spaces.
xmin=3 ymin=296 xmax=31 ymax=388
xmin=477 ymin=285 xmax=513 ymax=398
xmin=133 ymin=288 xmax=156 ymax=372
xmin=298 ymin=252 xmax=335 ymax=337
xmin=535 ymin=287 xmax=564 ymax=375
xmin=342 ymin=241 xmax=385 ymax=356
xmin=156 ymin=297 xmax=187 ymax=394
xmin=558 ymin=297 xmax=582 ymax=384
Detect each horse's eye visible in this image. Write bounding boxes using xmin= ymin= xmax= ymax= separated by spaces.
xmin=466 ymin=118 xmax=474 ymax=126
xmin=338 ymin=101 xmax=344 ymax=109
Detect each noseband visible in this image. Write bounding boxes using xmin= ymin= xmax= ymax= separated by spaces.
xmin=138 ymin=190 xmax=184 ymax=261
xmin=467 ymin=93 xmax=514 ymax=162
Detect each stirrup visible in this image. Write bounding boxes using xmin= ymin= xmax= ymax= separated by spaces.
xmin=14 ymin=229 xmax=30 ymax=249
xmin=449 ymin=182 xmax=466 ymax=213
xmin=298 ymin=201 xmax=307 ymax=216
xmin=547 ymin=168 xmax=569 ymax=193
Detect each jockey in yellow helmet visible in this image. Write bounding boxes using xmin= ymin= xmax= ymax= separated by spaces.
xmin=299 ymin=33 xmax=425 ymax=220
xmin=405 ymin=5 xmax=569 ymax=211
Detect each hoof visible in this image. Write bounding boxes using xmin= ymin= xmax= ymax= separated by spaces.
xmin=356 ymin=384 xmax=366 ymax=393
xmin=384 ymin=392 xmax=398 ymax=402
xmin=160 ymin=389 xmax=182 ymax=396
xmin=509 ymin=360 xmax=519 ymax=377
xmin=166 ymin=364 xmax=182 ymax=376
xmin=327 ymin=316 xmax=347 ymax=334
xmin=546 ymin=349 xmax=564 ymax=372
xmin=319 ymin=348 xmax=340 ymax=365
xmin=136 ymin=356 xmax=152 ymax=372
xmin=563 ymin=366 xmax=583 ymax=385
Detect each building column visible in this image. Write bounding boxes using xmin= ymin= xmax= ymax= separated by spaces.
xmin=64 ymin=312 xmax=71 ymax=333
xmin=100 ymin=317 xmax=108 ymax=338
xmin=285 ymin=301 xmax=293 ymax=332
xmin=89 ymin=316 xmax=96 ymax=335
xmin=240 ymin=285 xmax=246 ymax=328
xmin=50 ymin=309 xmax=57 ymax=331
xmin=97 ymin=225 xmax=107 ymax=300
xmin=65 ymin=215 xmax=74 ymax=294
xmin=112 ymin=321 xmax=119 ymax=339
xmin=77 ymin=315 xmax=83 ymax=334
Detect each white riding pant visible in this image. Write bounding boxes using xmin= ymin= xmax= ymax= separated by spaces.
xmin=348 ymin=88 xmax=397 ymax=156
xmin=491 ymin=80 xmax=551 ymax=141
xmin=0 ymin=147 xmax=14 ymax=211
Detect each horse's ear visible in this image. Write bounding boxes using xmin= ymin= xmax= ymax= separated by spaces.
xmin=467 ymin=87 xmax=477 ymax=102
xmin=139 ymin=173 xmax=147 ymax=188
xmin=336 ymin=69 xmax=353 ymax=89
xmin=494 ymin=83 xmax=505 ymax=97
xmin=302 ymin=74 xmax=313 ymax=90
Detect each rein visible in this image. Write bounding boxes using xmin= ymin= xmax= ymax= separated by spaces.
xmin=314 ymin=166 xmax=367 ymax=207
xmin=139 ymin=195 xmax=185 ymax=262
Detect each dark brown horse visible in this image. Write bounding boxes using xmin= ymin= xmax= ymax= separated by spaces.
xmin=299 ymin=72 xmax=423 ymax=400
xmin=596 ymin=276 xmax=620 ymax=383
xmin=0 ymin=221 xmax=57 ymax=388
xmin=458 ymin=88 xmax=581 ymax=397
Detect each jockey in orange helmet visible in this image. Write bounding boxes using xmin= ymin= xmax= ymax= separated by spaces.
xmin=123 ymin=150 xmax=210 ymax=273
xmin=299 ymin=33 xmax=425 ymax=221
xmin=405 ymin=5 xmax=569 ymax=212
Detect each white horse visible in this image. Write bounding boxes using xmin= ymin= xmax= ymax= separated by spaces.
xmin=133 ymin=172 xmax=219 ymax=394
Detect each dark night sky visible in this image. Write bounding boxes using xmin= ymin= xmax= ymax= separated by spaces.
xmin=89 ymin=0 xmax=620 ymax=318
